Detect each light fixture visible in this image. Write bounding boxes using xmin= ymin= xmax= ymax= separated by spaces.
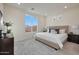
xmin=17 ymin=3 xmax=21 ymax=5
xmin=31 ymin=8 xmax=35 ymax=11
xmin=64 ymin=5 xmax=67 ymax=8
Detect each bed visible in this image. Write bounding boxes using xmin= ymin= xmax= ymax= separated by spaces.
xmin=34 ymin=26 xmax=69 ymax=50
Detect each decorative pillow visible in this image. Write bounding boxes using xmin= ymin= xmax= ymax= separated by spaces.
xmin=47 ymin=28 xmax=49 ymax=33
xmin=51 ymin=29 xmax=57 ymax=34
xmin=59 ymin=29 xmax=66 ymax=34
xmin=55 ymin=29 xmax=59 ymax=34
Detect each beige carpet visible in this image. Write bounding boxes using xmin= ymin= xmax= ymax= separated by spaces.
xmin=60 ymin=42 xmax=79 ymax=55
xmin=14 ymin=38 xmax=79 ymax=55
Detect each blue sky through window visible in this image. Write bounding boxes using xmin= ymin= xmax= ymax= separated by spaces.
xmin=24 ymin=15 xmax=38 ymax=26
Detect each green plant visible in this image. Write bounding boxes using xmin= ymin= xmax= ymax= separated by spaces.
xmin=4 ymin=22 xmax=12 ymax=34
xmin=4 ymin=22 xmax=12 ymax=27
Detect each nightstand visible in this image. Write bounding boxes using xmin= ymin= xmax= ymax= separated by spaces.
xmin=0 ymin=37 xmax=14 ymax=55
xmin=67 ymin=34 xmax=79 ymax=44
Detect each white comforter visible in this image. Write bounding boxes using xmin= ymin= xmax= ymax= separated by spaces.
xmin=34 ymin=32 xmax=68 ymax=49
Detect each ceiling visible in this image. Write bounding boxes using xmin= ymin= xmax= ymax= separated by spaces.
xmin=5 ymin=3 xmax=79 ymax=16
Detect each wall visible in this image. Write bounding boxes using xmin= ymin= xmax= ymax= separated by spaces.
xmin=4 ymin=4 xmax=26 ymax=41
xmin=37 ymin=15 xmax=46 ymax=32
xmin=46 ymin=7 xmax=79 ymax=26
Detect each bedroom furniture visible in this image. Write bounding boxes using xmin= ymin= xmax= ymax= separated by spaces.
xmin=35 ymin=33 xmax=68 ymax=50
xmin=0 ymin=37 xmax=14 ymax=55
xmin=34 ymin=26 xmax=69 ymax=50
xmin=67 ymin=34 xmax=79 ymax=44
xmin=35 ymin=37 xmax=59 ymax=50
xmin=0 ymin=39 xmax=2 ymax=52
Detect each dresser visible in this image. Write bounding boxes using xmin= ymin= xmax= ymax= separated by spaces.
xmin=0 ymin=37 xmax=14 ymax=55
xmin=67 ymin=34 xmax=79 ymax=44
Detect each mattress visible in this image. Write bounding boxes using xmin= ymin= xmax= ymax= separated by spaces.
xmin=34 ymin=32 xmax=68 ymax=49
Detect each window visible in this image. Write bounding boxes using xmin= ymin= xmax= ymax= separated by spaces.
xmin=24 ymin=15 xmax=38 ymax=32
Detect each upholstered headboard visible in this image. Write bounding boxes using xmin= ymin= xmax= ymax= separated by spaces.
xmin=48 ymin=25 xmax=69 ymax=33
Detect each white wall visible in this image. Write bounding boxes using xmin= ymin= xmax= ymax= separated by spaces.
xmin=36 ymin=15 xmax=46 ymax=32
xmin=4 ymin=4 xmax=26 ymax=41
xmin=46 ymin=7 xmax=79 ymax=26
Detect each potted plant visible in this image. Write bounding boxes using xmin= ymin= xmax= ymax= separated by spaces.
xmin=3 ymin=21 xmax=13 ymax=38
xmin=3 ymin=22 xmax=12 ymax=33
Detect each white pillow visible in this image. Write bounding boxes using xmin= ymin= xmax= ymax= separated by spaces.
xmin=51 ymin=29 xmax=57 ymax=34
xmin=47 ymin=28 xmax=49 ymax=33
xmin=59 ymin=29 xmax=66 ymax=34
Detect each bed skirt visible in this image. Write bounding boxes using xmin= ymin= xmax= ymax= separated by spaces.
xmin=35 ymin=36 xmax=60 ymax=50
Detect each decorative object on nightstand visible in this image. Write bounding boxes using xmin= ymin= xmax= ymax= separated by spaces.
xmin=3 ymin=22 xmax=12 ymax=33
xmin=3 ymin=21 xmax=13 ymax=38
xmin=6 ymin=33 xmax=14 ymax=38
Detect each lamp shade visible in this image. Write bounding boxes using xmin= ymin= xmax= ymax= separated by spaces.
xmin=69 ymin=25 xmax=79 ymax=35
